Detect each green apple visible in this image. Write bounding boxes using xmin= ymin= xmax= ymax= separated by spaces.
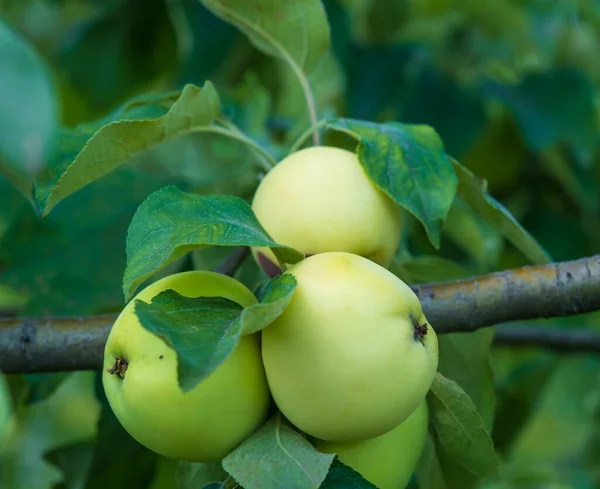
xmin=103 ymin=271 xmax=271 ymax=462
xmin=251 ymin=146 xmax=402 ymax=277
xmin=261 ymin=252 xmax=438 ymax=443
xmin=0 ymin=372 xmax=12 ymax=451
xmin=316 ymin=400 xmax=429 ymax=489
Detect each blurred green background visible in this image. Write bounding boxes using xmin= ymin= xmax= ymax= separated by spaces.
xmin=1 ymin=1 xmax=600 ymax=488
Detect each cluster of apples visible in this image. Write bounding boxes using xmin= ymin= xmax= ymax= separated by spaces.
xmin=102 ymin=146 xmax=439 ymax=489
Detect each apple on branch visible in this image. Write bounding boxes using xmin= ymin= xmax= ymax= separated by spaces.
xmin=102 ymin=271 xmax=271 ymax=462
xmin=251 ymin=146 xmax=402 ymax=276
xmin=317 ymin=399 xmax=429 ymax=489
xmin=261 ymin=252 xmax=439 ymax=443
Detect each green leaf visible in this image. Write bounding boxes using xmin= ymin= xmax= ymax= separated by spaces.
xmin=391 ymin=255 xmax=472 ymax=284
xmin=510 ymin=357 xmax=600 ymax=463
xmin=435 ymin=446 xmax=480 ymax=489
xmin=134 ymin=274 xmax=296 ymax=392
xmin=123 ymin=185 xmax=303 ymax=300
xmin=200 ymin=0 xmax=330 ymax=75
xmin=320 ymin=458 xmax=378 ymax=489
xmin=415 ymin=434 xmax=448 ymax=489
xmin=135 ymin=292 xmax=244 ymax=393
xmin=438 ymin=330 xmax=496 ymax=433
xmin=176 ymin=461 xmax=228 ymax=489
xmin=44 ymin=441 xmax=95 ymax=489
xmin=41 ymin=82 xmax=220 ymax=216
xmin=3 ymin=167 xmax=164 ymax=316
xmin=34 ymin=88 xmax=182 ymax=211
xmin=327 ymin=118 xmax=457 ymax=248
xmin=222 ymin=414 xmax=334 ymax=489
xmin=452 ymin=159 xmax=552 ymax=265
xmin=0 ymin=372 xmax=100 ymax=489
xmin=0 ymin=19 xmax=58 ymax=200
xmin=428 ymin=373 xmax=500 ymax=480
xmin=444 ymin=197 xmax=503 ymax=272
xmin=83 ymin=405 xmax=157 ymax=489
xmin=242 ymin=274 xmax=297 ymax=334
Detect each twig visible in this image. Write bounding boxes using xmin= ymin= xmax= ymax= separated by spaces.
xmin=289 ymin=119 xmax=328 ymax=154
xmin=215 ymin=247 xmax=251 ymax=277
xmin=493 ymin=325 xmax=600 ymax=352
xmin=1 ymin=254 xmax=600 ymax=373
xmin=216 ymin=117 xmax=275 ymax=172
xmin=196 ymin=125 xmax=276 ymax=172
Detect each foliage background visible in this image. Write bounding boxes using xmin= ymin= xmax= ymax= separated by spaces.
xmin=1 ymin=0 xmax=600 ymax=488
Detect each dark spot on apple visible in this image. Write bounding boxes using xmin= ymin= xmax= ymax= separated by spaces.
xmin=410 ymin=314 xmax=428 ymax=344
xmin=413 ymin=323 xmax=428 ymax=343
xmin=108 ymin=356 xmax=128 ymax=379
xmin=159 ymin=355 xmax=164 ymax=359
xmin=257 ymin=252 xmax=283 ymax=278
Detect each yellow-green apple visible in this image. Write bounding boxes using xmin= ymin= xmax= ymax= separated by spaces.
xmin=261 ymin=252 xmax=438 ymax=443
xmin=251 ymin=146 xmax=402 ymax=276
xmin=316 ymin=400 xmax=429 ymax=489
xmin=103 ymin=271 xmax=271 ymax=462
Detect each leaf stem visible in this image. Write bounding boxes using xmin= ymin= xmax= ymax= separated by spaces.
xmin=199 ymin=3 xmax=321 ymax=147
xmin=194 ymin=125 xmax=276 ymax=172
xmin=289 ymin=119 xmax=329 ymax=154
xmin=165 ymin=0 xmax=194 ymax=67
xmin=289 ymin=64 xmax=321 ymax=146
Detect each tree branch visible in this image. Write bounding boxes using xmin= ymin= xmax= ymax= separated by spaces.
xmin=0 ymin=315 xmax=114 ymax=373
xmin=493 ymin=325 xmax=600 ymax=352
xmin=411 ymin=254 xmax=600 ymax=333
xmin=1 ymin=254 xmax=599 ymax=373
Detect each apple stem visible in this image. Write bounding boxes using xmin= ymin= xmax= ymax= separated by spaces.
xmin=108 ymin=356 xmax=129 ymax=379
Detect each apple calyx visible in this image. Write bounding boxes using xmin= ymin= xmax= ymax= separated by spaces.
xmin=410 ymin=315 xmax=428 ymax=343
xmin=108 ymin=356 xmax=129 ymax=379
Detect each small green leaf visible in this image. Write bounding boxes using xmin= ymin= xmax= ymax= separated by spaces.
xmin=134 ymin=292 xmax=244 ymax=393
xmin=134 ymin=274 xmax=296 ymax=392
xmin=0 ymin=19 xmax=58 ymax=201
xmin=428 ymin=373 xmax=500 ymax=480
xmin=41 ymin=82 xmax=220 ymax=216
xmin=327 ymin=118 xmax=457 ymax=248
xmin=452 ymin=159 xmax=552 ymax=265
xmin=320 ymin=458 xmax=378 ymax=489
xmin=123 ymin=185 xmax=303 ymax=300
xmin=241 ymin=274 xmax=297 ymax=334
xmin=222 ymin=414 xmax=334 ymax=489
xmin=200 ymin=0 xmax=330 ymax=75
